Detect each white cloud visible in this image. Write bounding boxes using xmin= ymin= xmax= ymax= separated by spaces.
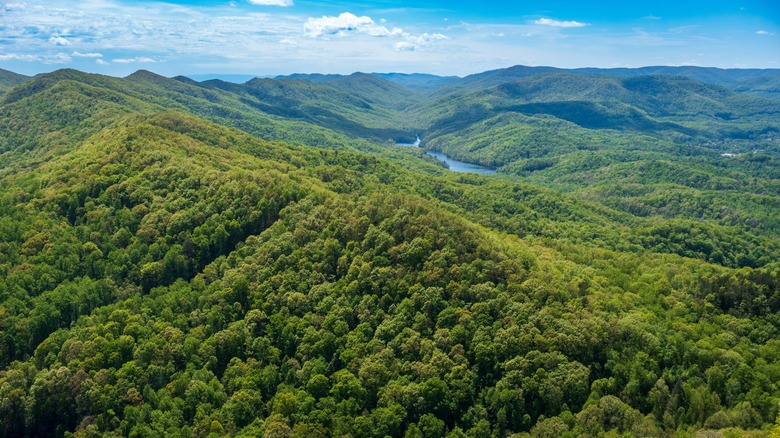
xmin=394 ymin=33 xmax=447 ymax=51
xmin=44 ymin=53 xmax=72 ymax=64
xmin=0 ymin=0 xmax=311 ymax=75
xmin=2 ymin=0 xmax=775 ymax=76
xmin=72 ymin=51 xmax=103 ymax=58
xmin=49 ymin=36 xmax=70 ymax=45
xmin=0 ymin=53 xmax=40 ymax=61
xmin=0 ymin=52 xmax=71 ymax=64
xmin=3 ymin=2 xmax=27 ymax=11
xmin=113 ymin=57 xmax=155 ymax=64
xmin=756 ymin=30 xmax=775 ymax=35
xmin=534 ymin=18 xmax=589 ymax=28
xmin=304 ymin=12 xmax=447 ymax=53
xmin=304 ymin=12 xmax=403 ymax=38
xmin=247 ymin=0 xmax=292 ymax=5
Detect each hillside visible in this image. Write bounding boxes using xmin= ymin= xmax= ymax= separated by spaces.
xmin=0 ymin=68 xmax=779 ymax=437
xmin=734 ymin=74 xmax=780 ymax=100
xmin=0 ymin=69 xmax=29 ymax=95
xmin=0 ymin=68 xmax=413 ymax=170
xmin=415 ymin=73 xmax=780 ymax=136
xmin=427 ymin=65 xmax=780 ymax=96
xmin=404 ymin=73 xmax=780 ymax=245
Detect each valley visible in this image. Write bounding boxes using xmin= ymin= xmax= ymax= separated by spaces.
xmin=0 ymin=64 xmax=778 ymax=437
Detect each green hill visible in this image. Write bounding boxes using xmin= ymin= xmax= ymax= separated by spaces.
xmin=372 ymin=72 xmax=460 ymax=92
xmin=0 ymin=69 xmax=29 ymax=95
xmin=0 ymin=67 xmax=779 ymax=437
xmin=431 ymin=64 xmax=780 ymax=96
xmin=733 ymin=74 xmax=780 ymax=100
xmin=417 ymin=73 xmax=780 ymax=133
xmin=0 ymin=68 xmax=404 ymax=168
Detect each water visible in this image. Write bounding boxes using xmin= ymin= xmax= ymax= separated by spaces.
xmin=395 ymin=136 xmax=496 ymax=174
xmin=424 ymin=150 xmax=497 ymax=175
xmin=395 ymin=136 xmax=421 ymax=147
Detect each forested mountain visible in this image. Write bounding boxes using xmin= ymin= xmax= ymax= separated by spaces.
xmin=371 ymin=73 xmax=460 ymax=92
xmin=734 ymin=75 xmax=780 ymax=100
xmin=0 ymin=69 xmax=30 ymax=95
xmin=275 ymin=65 xmax=780 ymax=98
xmin=431 ymin=65 xmax=780 ymax=96
xmin=0 ymin=66 xmax=779 ymax=437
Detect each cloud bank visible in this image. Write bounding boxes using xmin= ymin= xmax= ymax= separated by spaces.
xmin=72 ymin=51 xmax=103 ymax=58
xmin=49 ymin=36 xmax=70 ymax=46
xmin=0 ymin=0 xmax=774 ymax=76
xmin=304 ymin=12 xmax=403 ymax=38
xmin=304 ymin=12 xmax=447 ymax=52
xmin=248 ymin=0 xmax=293 ymax=6
xmin=112 ymin=57 xmax=156 ymax=64
xmin=394 ymin=33 xmax=447 ymax=51
xmin=534 ymin=18 xmax=589 ymax=28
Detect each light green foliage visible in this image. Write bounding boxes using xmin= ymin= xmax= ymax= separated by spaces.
xmin=0 ymin=67 xmax=778 ymax=437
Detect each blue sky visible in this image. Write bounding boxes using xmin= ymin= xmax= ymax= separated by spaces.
xmin=1 ymin=0 xmax=778 ymax=77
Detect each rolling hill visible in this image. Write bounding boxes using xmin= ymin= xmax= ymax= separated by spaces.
xmin=404 ymin=64 xmax=780 ymax=97
xmin=0 ymin=69 xmax=29 ymax=94
xmin=0 ymin=66 xmax=779 ymax=437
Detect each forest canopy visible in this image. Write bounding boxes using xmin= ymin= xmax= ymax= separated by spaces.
xmin=0 ymin=66 xmax=779 ymax=437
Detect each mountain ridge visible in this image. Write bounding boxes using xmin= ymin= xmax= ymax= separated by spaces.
xmin=0 ymin=66 xmax=779 ymax=437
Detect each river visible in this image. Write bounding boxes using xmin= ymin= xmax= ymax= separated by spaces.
xmin=396 ymin=137 xmax=496 ymax=175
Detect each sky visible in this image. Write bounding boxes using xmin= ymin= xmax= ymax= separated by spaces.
xmin=1 ymin=0 xmax=779 ymax=77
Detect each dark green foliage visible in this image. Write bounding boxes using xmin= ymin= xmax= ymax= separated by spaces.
xmin=0 ymin=67 xmax=779 ymax=437
xmin=733 ymin=74 xmax=780 ymax=100
xmin=0 ymin=69 xmax=30 ymax=95
xmin=433 ymin=64 xmax=780 ymax=95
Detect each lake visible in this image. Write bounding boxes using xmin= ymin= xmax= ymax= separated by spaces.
xmin=425 ymin=151 xmax=497 ymax=175
xmin=395 ymin=137 xmax=496 ymax=175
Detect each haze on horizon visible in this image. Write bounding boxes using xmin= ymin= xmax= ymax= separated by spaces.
xmin=1 ymin=0 xmax=779 ymax=78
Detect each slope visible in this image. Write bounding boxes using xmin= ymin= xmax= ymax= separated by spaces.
xmin=733 ymin=74 xmax=780 ymax=100
xmin=406 ymin=73 xmax=780 ymax=241
xmin=373 ymin=72 xmax=460 ymax=92
xmin=2 ymin=69 xmax=778 ymax=267
xmin=417 ymin=73 xmax=780 ymax=137
xmin=435 ymin=64 xmax=780 ymax=95
xmin=0 ymin=69 xmax=409 ymax=171
xmin=0 ymin=69 xmax=29 ymax=95
xmin=0 ymin=105 xmax=778 ymax=437
xmin=193 ymin=73 xmax=419 ymax=139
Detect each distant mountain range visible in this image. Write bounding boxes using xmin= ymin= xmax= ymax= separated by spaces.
xmin=271 ymin=65 xmax=780 ymax=97
xmin=1 ymin=64 xmax=779 ymax=437
xmin=6 ymin=64 xmax=778 ymax=98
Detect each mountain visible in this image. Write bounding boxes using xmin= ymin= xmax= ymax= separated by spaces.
xmin=203 ymin=75 xmax=414 ymax=140
xmin=278 ymin=71 xmax=460 ymax=93
xmin=0 ymin=67 xmax=779 ymax=437
xmin=185 ymin=73 xmax=260 ymax=83
xmin=408 ymin=72 xmax=780 ymax=244
xmin=0 ymin=67 xmax=414 ymax=169
xmin=733 ymin=74 xmax=780 ymax=99
xmin=372 ymin=72 xmax=460 ymax=92
xmin=273 ymin=72 xmax=426 ymax=109
xmin=326 ymin=73 xmax=423 ymax=110
xmin=0 ymin=69 xmax=29 ymax=94
xmin=278 ymin=72 xmax=346 ymax=82
xmin=416 ymin=72 xmax=780 ymax=151
xmin=433 ymin=64 xmax=780 ymax=95
xmin=280 ymin=66 xmax=780 ymax=95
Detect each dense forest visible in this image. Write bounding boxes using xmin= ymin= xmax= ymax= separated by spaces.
xmin=0 ymin=66 xmax=779 ymax=437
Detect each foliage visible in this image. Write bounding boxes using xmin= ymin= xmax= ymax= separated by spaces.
xmin=0 ymin=67 xmax=779 ymax=437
